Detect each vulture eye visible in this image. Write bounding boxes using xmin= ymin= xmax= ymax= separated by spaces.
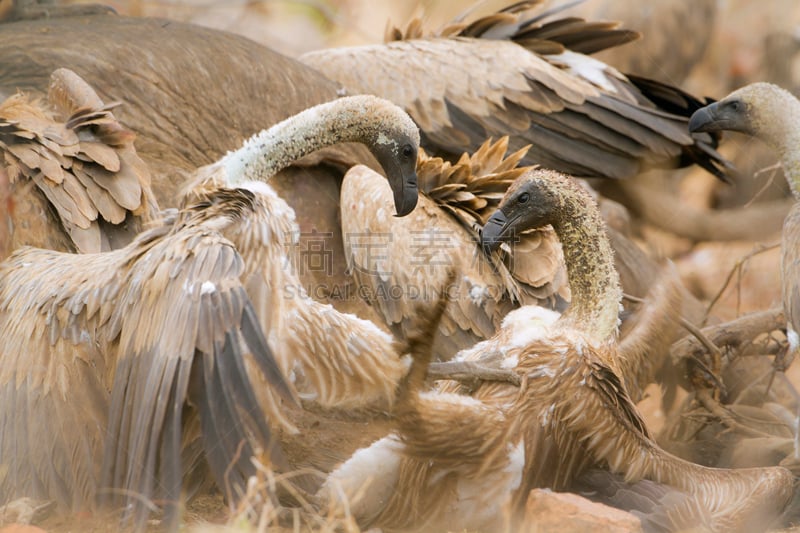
xmin=402 ymin=144 xmax=413 ymax=158
xmin=518 ymin=192 xmax=530 ymax=204
xmin=729 ymin=101 xmax=741 ymax=112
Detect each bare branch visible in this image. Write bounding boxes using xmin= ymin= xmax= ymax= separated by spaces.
xmin=427 ymin=360 xmax=521 ymax=386
xmin=671 ymin=308 xmax=785 ymax=367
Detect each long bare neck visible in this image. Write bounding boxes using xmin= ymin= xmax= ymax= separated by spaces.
xmin=752 ymin=86 xmax=800 ymax=198
xmin=551 ymin=181 xmax=621 ymax=343
xmin=777 ymin=117 xmax=800 ymax=199
xmin=221 ymin=95 xmax=403 ymax=185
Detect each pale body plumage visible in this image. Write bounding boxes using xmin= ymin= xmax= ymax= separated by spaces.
xmin=319 ymin=169 xmax=793 ymax=532
xmin=300 ymin=1 xmax=730 ymax=182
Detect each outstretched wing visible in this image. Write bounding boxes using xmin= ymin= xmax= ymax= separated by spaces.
xmin=0 ymin=205 xmax=294 ymax=525
xmin=100 ymin=220 xmax=295 ymax=528
xmin=509 ymin=334 xmax=653 ymax=493
xmin=301 ymin=2 xmax=730 ymax=181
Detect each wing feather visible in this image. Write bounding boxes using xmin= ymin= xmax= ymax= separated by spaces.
xmin=0 ymin=246 xmax=118 ymax=510
xmin=342 ymin=165 xmax=513 ymax=360
xmin=99 ymin=223 xmax=293 ymax=526
xmin=301 ymin=5 xmax=729 ymax=181
xmin=1 ymin=200 xmax=293 ymax=523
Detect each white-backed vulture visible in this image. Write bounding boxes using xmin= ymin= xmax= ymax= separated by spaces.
xmin=0 ymin=94 xmax=423 ymax=527
xmin=0 ymin=11 xmax=730 ymax=329
xmin=0 ymin=189 xmax=294 ymax=530
xmin=0 ymin=67 xmax=156 ymax=254
xmin=182 ymin=95 xmax=425 ymax=407
xmin=0 ymin=14 xmax=395 ymax=329
xmin=342 ymin=138 xmax=706 ymax=365
xmin=300 ymin=1 xmax=732 ymax=182
xmin=318 ymin=169 xmax=794 ymax=533
xmin=341 ymin=137 xmax=568 ymax=360
xmin=688 ymin=82 xmax=800 ymax=370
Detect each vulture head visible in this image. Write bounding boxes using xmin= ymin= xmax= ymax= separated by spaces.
xmin=481 ymin=169 xmax=561 ymax=254
xmin=371 ymin=128 xmax=419 ymax=217
xmin=688 ymin=82 xmax=798 ymax=152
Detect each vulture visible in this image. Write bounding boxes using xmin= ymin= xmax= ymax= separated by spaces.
xmin=0 ymin=9 xmax=724 ymax=342
xmin=341 ymin=137 xmax=568 ymax=360
xmin=184 ymin=94 xmax=422 ymax=411
xmin=300 ymin=0 xmax=732 ymax=182
xmin=688 ymin=82 xmax=800 ymax=371
xmin=0 ymin=94 xmax=423 ymax=527
xmin=318 ymin=168 xmax=794 ymax=533
xmin=340 ymin=137 xmax=693 ymax=364
xmin=0 ymin=14 xmax=395 ymax=329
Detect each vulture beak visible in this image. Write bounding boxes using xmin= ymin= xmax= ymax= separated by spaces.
xmin=689 ymin=102 xmax=743 ymax=133
xmin=481 ymin=209 xmax=510 ymax=254
xmin=392 ymin=170 xmax=419 ymax=217
xmin=688 ymin=102 xmax=723 ymax=133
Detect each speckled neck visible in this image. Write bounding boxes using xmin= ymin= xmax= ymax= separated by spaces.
xmin=221 ymin=95 xmax=415 ymax=185
xmin=550 ymin=179 xmax=621 ymax=342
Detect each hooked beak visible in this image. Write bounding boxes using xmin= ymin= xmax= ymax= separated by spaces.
xmin=481 ymin=209 xmax=509 ymax=254
xmin=392 ymin=171 xmax=418 ymax=217
xmin=688 ymin=102 xmax=722 ymax=133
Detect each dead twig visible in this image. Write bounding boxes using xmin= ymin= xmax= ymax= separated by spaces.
xmin=702 ymin=241 xmax=780 ymax=325
xmin=427 ymin=360 xmax=521 ymax=386
xmin=672 ymin=308 xmax=785 ymax=368
xmin=746 ymin=161 xmax=783 ymax=207
xmin=624 ymin=291 xmax=726 ymax=394
xmin=695 ymin=388 xmax=777 ymax=439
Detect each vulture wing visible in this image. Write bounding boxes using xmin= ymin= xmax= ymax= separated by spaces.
xmin=300 ymin=2 xmax=731 ymax=181
xmin=342 ymin=164 xmax=514 ymax=360
xmin=0 ymin=198 xmax=293 ymax=528
xmin=205 ymin=182 xmax=409 ymax=410
xmin=99 ymin=205 xmax=294 ymax=528
xmin=0 ymin=245 xmax=120 ymax=511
